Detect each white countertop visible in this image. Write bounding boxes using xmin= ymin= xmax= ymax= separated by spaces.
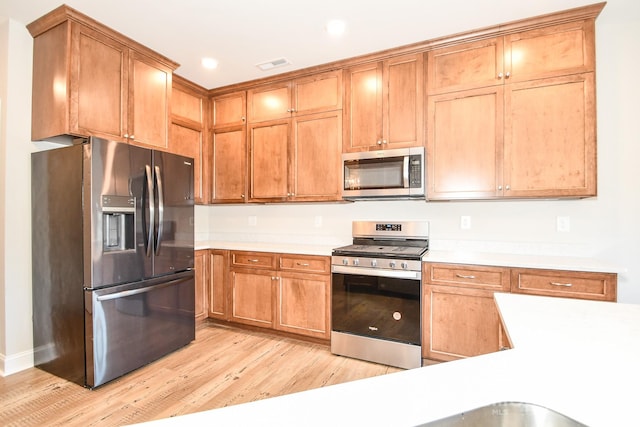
xmin=195 ymin=241 xmax=623 ymax=273
xmin=423 ymin=249 xmax=622 ymax=273
xmin=132 ymin=293 xmax=640 ymax=426
xmin=195 ymin=240 xmax=337 ymax=256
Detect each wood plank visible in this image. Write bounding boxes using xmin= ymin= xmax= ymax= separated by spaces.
xmin=0 ymin=322 xmax=401 ymax=425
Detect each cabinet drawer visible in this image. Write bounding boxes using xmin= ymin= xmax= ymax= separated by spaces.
xmin=279 ymin=255 xmax=329 ymax=274
xmin=511 ymin=268 xmax=617 ymax=301
xmin=231 ymin=251 xmax=277 ymax=269
xmin=425 ymin=263 xmax=510 ymax=291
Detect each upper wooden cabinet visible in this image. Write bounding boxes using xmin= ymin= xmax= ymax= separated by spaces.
xmin=247 ymin=70 xmax=342 ymax=122
xmin=170 ymin=76 xmax=208 ymax=204
xmin=28 ymin=6 xmax=178 ymax=147
xmin=343 ymin=53 xmax=423 ymax=152
xmin=427 ymin=20 xmax=596 ymax=95
xmin=211 ymin=91 xmax=247 ymax=203
xmin=212 ymin=91 xmax=247 ymax=129
xmin=248 ymin=110 xmax=342 ymax=202
xmin=427 ymin=18 xmax=597 ymax=200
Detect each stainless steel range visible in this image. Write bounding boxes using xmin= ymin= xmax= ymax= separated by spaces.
xmin=331 ymin=220 xmax=429 ymax=369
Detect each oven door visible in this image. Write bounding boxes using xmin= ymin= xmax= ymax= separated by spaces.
xmin=331 ymin=266 xmax=421 ymax=345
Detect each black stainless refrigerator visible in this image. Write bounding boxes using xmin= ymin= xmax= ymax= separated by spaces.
xmin=32 ymin=136 xmax=195 ymax=388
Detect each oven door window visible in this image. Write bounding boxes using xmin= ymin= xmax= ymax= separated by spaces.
xmin=332 ymin=272 xmax=420 ymax=345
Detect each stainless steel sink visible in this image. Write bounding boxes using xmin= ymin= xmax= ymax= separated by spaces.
xmin=418 ymin=401 xmax=588 ymax=426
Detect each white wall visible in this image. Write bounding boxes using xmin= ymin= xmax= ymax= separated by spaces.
xmin=0 ymin=18 xmax=60 ymax=376
xmin=198 ymin=0 xmax=640 ymax=303
xmin=1 ymin=0 xmax=638 ymax=376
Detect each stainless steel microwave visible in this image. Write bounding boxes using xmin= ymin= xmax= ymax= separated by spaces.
xmin=342 ymin=147 xmax=425 ymax=200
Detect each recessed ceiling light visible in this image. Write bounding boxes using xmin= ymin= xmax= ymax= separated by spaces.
xmin=326 ymin=19 xmax=346 ymax=37
xmin=201 ymin=57 xmax=219 ymax=70
xmin=256 ymin=57 xmax=291 ymax=71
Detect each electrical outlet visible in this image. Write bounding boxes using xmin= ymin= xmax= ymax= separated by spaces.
xmin=248 ymin=215 xmax=257 ymax=226
xmin=557 ymin=216 xmax=570 ymax=232
xmin=314 ymin=215 xmax=323 ymax=228
xmin=460 ymin=216 xmax=471 ymax=230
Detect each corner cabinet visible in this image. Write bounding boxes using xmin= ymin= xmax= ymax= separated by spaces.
xmin=343 ymin=53 xmax=424 ymax=152
xmin=426 ymin=18 xmax=598 ymax=199
xmin=28 ymin=5 xmax=178 ymax=147
xmin=423 ymin=261 xmax=617 ymax=362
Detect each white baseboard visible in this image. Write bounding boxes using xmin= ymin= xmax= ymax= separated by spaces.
xmin=0 ymin=349 xmax=34 ymax=377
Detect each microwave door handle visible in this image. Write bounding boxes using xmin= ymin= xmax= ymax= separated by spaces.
xmin=403 ymin=156 xmax=410 ymax=188
xmin=154 ymin=165 xmax=164 ymax=256
xmin=144 ymin=165 xmax=154 ymax=257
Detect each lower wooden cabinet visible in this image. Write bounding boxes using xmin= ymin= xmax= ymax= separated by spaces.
xmin=194 ymin=250 xmax=209 ymax=320
xmin=221 ymin=250 xmax=331 ymax=340
xmin=423 ymin=285 xmax=505 ymax=361
xmin=422 ymin=263 xmax=510 ymax=361
xmin=208 ymin=249 xmax=230 ymax=320
xmin=423 ymin=262 xmax=617 ymax=362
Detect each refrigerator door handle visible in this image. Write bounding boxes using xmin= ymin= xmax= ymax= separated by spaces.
xmin=96 ymin=276 xmax=191 ymax=301
xmin=154 ymin=165 xmax=165 ymax=255
xmin=144 ymin=164 xmax=155 ymax=257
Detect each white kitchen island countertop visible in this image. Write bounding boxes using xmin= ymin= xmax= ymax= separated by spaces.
xmin=131 ymin=293 xmax=640 ymax=427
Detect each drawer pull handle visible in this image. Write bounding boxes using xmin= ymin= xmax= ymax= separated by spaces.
xmin=550 ymin=281 xmax=573 ymax=287
xmin=456 ymin=274 xmax=476 ymax=279
xmin=296 ymin=262 xmax=310 ymax=267
xmin=248 ymin=259 xmax=259 ymax=263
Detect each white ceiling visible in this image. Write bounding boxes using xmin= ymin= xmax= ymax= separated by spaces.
xmin=3 ymin=0 xmax=597 ymax=90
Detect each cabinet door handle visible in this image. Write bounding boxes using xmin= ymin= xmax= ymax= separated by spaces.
xmin=456 ymin=274 xmax=476 ymax=279
xmin=550 ymin=282 xmax=573 ymax=287
xmin=498 ymin=72 xmax=504 ymax=79
xmin=505 ymin=71 xmax=511 ymax=78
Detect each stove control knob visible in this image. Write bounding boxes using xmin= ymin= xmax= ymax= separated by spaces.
xmin=389 ymin=261 xmax=397 ymax=268
xmin=352 ymin=259 xmax=360 ymax=266
xmin=401 ymin=262 xmax=409 ymax=270
xmin=371 ymin=259 xmax=377 ymax=267
xmin=342 ymin=258 xmax=349 ymax=265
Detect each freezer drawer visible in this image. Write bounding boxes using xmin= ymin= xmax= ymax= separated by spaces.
xmin=85 ymin=270 xmax=195 ymax=388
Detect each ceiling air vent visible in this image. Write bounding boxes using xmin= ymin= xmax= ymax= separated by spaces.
xmin=256 ymin=57 xmax=291 ymax=71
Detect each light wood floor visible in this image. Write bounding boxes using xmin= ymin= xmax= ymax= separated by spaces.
xmin=0 ymin=322 xmax=401 ymax=426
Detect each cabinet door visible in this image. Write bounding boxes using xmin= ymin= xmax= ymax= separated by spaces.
xmin=170 ymin=123 xmax=205 ymax=204
xmin=71 ymin=22 xmax=128 ymax=140
xmin=503 ymin=73 xmax=596 ymax=198
xmin=277 ymin=272 xmax=330 ymax=339
xmin=291 ymin=111 xmax=342 ymax=201
xmin=247 ymin=82 xmax=291 ymax=122
xmin=293 ymin=70 xmax=342 ymax=115
xmin=423 ymin=285 xmax=502 ymax=361
xmin=505 ymin=20 xmax=595 ymax=83
xmin=212 ymin=127 xmax=247 ymax=203
xmin=427 ymin=37 xmax=504 ymax=95
xmin=208 ymin=250 xmax=230 ymax=320
xmin=427 ymin=86 xmax=504 ymax=199
xmin=231 ymin=269 xmax=275 ymax=328
xmin=248 ymin=120 xmax=290 ymax=201
xmin=128 ymin=50 xmax=172 ymax=149
xmin=343 ymin=62 xmax=382 ymax=152
xmin=382 ymin=53 xmax=424 ymax=149
xmin=194 ymin=250 xmax=208 ymax=320
xmin=212 ymin=91 xmax=246 ymax=129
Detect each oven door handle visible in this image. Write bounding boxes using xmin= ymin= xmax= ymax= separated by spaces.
xmin=332 ymin=265 xmax=421 ymax=280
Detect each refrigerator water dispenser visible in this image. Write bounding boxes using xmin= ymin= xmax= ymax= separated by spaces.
xmin=102 ymin=195 xmax=135 ymax=252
